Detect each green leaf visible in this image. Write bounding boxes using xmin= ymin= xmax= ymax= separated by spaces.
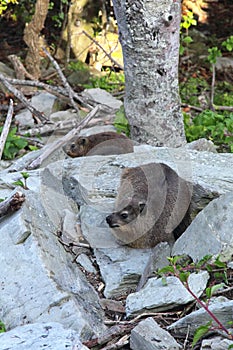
xmin=21 ymin=172 xmax=30 ymax=179
xmin=114 ymin=107 xmax=130 ymax=136
xmin=183 ymin=36 xmax=193 ymax=44
xmin=158 ymin=266 xmax=175 ymax=275
xmin=213 ymin=257 xmax=227 ymax=268
xmin=192 ymin=322 xmax=212 ymax=348
xmin=161 ymin=276 xmax=168 ymax=286
xmin=0 ymin=320 xmax=6 ymax=333
xmin=179 ymin=271 xmax=190 ymax=283
xmin=12 ymin=180 xmax=24 ymax=188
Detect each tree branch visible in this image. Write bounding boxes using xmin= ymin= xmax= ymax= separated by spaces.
xmin=0 ymin=73 xmax=48 ymax=122
xmin=0 ymin=191 xmax=25 ymax=218
xmin=42 ymin=47 xmax=80 ymax=115
xmin=82 ymin=30 xmax=124 ymax=70
xmin=0 ymin=99 xmax=14 ymax=160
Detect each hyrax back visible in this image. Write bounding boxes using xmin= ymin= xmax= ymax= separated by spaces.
xmin=64 ymin=131 xmax=134 ymax=157
xmin=106 ymin=163 xmax=192 ymax=248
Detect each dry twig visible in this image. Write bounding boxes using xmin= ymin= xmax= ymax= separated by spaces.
xmin=0 ymin=99 xmax=14 ymax=160
xmin=82 ymin=30 xmax=124 ymax=70
xmin=0 ymin=73 xmax=48 ymax=122
xmin=42 ymin=47 xmax=80 ymax=115
xmin=0 ymin=191 xmax=25 ymax=218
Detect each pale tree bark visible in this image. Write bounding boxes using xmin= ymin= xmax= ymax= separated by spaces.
xmin=112 ymin=0 xmax=186 ymax=147
xmin=23 ymin=0 xmax=50 ymax=79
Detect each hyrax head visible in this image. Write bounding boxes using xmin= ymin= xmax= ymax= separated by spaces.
xmin=106 ymin=200 xmax=146 ymax=228
xmin=64 ymin=136 xmax=89 ymax=158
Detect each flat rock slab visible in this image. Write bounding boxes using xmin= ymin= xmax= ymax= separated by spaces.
xmin=173 ymin=192 xmax=233 ymax=262
xmin=126 ymin=271 xmax=209 ymax=315
xmin=0 ymin=167 xmax=105 ymax=339
xmin=0 ymin=322 xmax=89 ymax=350
xmin=168 ymin=300 xmax=233 ymax=336
xmin=201 ymin=336 xmax=233 ymax=349
xmin=130 ymin=317 xmax=181 ymax=350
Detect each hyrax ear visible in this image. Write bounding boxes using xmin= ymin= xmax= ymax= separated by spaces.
xmin=139 ymin=202 xmax=146 ymax=214
xmin=79 ymin=137 xmax=88 ymax=146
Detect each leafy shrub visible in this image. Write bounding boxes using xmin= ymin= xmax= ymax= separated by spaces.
xmin=0 ymin=127 xmax=28 ymax=159
xmin=114 ymin=106 xmax=130 ymax=136
xmin=84 ymin=69 xmax=125 ymax=93
xmin=180 ymin=77 xmax=209 ymax=106
xmin=184 ymin=110 xmax=233 ymax=152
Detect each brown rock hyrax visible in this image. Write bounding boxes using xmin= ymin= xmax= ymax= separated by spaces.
xmin=64 ymin=131 xmax=134 ymax=157
xmin=106 ymin=163 xmax=192 ymax=248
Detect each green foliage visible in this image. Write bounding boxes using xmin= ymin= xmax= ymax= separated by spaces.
xmin=180 ymin=11 xmax=196 ymax=55
xmin=0 ymin=0 xmax=18 ymax=16
xmin=114 ymin=106 xmax=130 ymax=136
xmin=180 ymin=11 xmax=197 ymax=30
xmin=205 ymin=283 xmax=225 ymax=299
xmin=222 ymin=36 xmax=233 ymax=52
xmin=0 ymin=127 xmax=28 ymax=160
xmin=158 ymin=256 xmax=233 ymax=345
xmin=12 ymin=172 xmax=30 ymax=189
xmin=180 ymin=77 xmax=209 ymax=106
xmin=207 ymin=47 xmax=222 ymax=65
xmin=68 ymin=61 xmax=89 ymax=73
xmin=192 ymin=322 xmax=212 ymax=348
xmin=184 ymin=110 xmax=233 ymax=152
xmin=0 ymin=320 xmax=6 ymax=333
xmin=84 ymin=70 xmax=125 ymax=93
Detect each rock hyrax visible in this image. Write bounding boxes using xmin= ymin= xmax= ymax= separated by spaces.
xmin=106 ymin=163 xmax=192 ymax=248
xmin=64 ymin=131 xmax=134 ymax=157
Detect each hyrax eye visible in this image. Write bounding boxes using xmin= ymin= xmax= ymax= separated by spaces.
xmin=121 ymin=212 xmax=128 ymax=219
xmin=70 ymin=143 xmax=75 ymax=150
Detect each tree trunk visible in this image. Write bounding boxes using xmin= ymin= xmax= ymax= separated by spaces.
xmin=112 ymin=0 xmax=186 ymax=147
xmin=23 ymin=0 xmax=50 ymax=79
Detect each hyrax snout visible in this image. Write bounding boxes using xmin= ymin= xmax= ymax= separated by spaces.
xmin=106 ymin=162 xmax=192 ymax=248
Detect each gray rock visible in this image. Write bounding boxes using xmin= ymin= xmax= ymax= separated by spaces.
xmin=50 ymin=109 xmax=79 ymax=123
xmin=126 ymin=271 xmax=209 ymax=316
xmin=168 ymin=300 xmax=233 ymax=336
xmin=130 ymin=317 xmax=181 ymax=350
xmin=76 ymin=254 xmax=97 ymax=274
xmin=0 ymin=322 xmax=89 ymax=350
xmin=80 ymin=205 xmax=171 ymax=298
xmin=79 ymin=124 xmax=118 ymax=136
xmin=15 ymin=92 xmax=65 ymax=128
xmin=185 ymin=138 xmax=217 ymax=153
xmin=201 ymin=336 xmax=233 ymax=349
xmin=172 ymin=192 xmax=233 ymax=262
xmin=0 ymin=168 xmax=105 ymax=339
xmin=82 ymin=88 xmax=122 ymax=110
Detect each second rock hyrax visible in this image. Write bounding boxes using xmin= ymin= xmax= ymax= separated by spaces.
xmin=106 ymin=162 xmax=192 ymax=248
xmin=64 ymin=131 xmax=134 ymax=157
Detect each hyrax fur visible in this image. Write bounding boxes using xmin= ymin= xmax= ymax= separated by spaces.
xmin=106 ymin=163 xmax=192 ymax=248
xmin=64 ymin=131 xmax=134 ymax=157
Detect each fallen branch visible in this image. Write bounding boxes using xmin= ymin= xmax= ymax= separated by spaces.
xmin=181 ymin=103 xmax=233 ymax=113
xmin=42 ymin=47 xmax=80 ymax=115
xmin=0 ymin=99 xmax=14 ymax=160
xmin=82 ymin=30 xmax=124 ymax=70
xmin=8 ymin=54 xmax=35 ymax=80
xmin=27 ymin=104 xmax=105 ymax=169
xmin=2 ymin=76 xmax=95 ymax=109
xmin=20 ymin=117 xmax=81 ymax=138
xmin=0 ymin=191 xmax=25 ymax=218
xmin=0 ymin=73 xmax=48 ymax=122
xmin=83 ymin=324 xmax=133 ymax=348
